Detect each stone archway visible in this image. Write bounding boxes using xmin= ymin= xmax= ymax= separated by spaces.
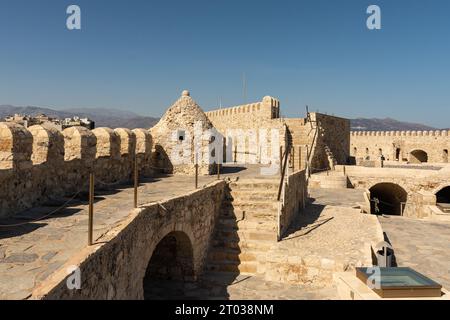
xmin=436 ymin=186 xmax=450 ymax=205
xmin=143 ymin=231 xmax=195 ymax=300
xmin=409 ymin=150 xmax=428 ymax=163
xmin=369 ymin=183 xmax=408 ymax=215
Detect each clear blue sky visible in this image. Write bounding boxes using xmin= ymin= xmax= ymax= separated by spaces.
xmin=1 ymin=0 xmax=449 ymax=127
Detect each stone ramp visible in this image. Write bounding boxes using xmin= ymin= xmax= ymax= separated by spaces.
xmin=261 ymin=205 xmax=383 ymax=287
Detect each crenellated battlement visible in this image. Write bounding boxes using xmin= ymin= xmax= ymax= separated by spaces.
xmin=350 ymin=129 xmax=450 ymax=164
xmin=205 ymin=96 xmax=281 ymax=119
xmin=351 ymin=130 xmax=450 ymax=137
xmin=0 ymin=122 xmax=154 ymax=218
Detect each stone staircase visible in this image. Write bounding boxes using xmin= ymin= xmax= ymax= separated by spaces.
xmin=285 ymin=122 xmax=314 ymax=170
xmin=205 ymin=178 xmax=280 ymax=276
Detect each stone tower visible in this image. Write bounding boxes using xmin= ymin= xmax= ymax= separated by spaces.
xmin=150 ymin=90 xmax=220 ymax=175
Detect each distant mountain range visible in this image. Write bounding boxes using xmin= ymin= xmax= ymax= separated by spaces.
xmin=0 ymin=105 xmax=159 ymax=129
xmin=0 ymin=105 xmax=444 ymax=131
xmin=350 ymin=117 xmax=440 ymax=131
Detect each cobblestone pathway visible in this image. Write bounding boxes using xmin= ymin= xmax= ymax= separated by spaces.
xmin=379 ymin=216 xmax=450 ymax=290
xmin=0 ymin=165 xmax=263 ymax=299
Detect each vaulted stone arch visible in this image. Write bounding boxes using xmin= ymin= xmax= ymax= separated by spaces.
xmin=369 ymin=182 xmax=408 ymax=215
xmin=435 ymin=185 xmax=450 ymax=205
xmin=409 ymin=149 xmax=428 ymax=163
xmin=143 ymin=230 xmax=195 ymax=300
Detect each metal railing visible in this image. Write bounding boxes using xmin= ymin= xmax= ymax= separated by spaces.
xmin=277 ymin=145 xmax=291 ymax=202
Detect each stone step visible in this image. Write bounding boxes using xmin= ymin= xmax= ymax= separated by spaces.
xmin=231 ymin=200 xmax=279 ymax=210
xmin=229 ymin=181 xmax=279 ymax=191
xmin=213 ymin=228 xmax=278 ymax=244
xmin=207 ymin=247 xmax=261 ymax=263
xmin=206 ymin=260 xmax=258 ymax=274
xmin=218 ymin=218 xmax=277 ymax=232
xmin=237 ymin=230 xmax=278 ymax=242
xmin=211 ymin=238 xmax=274 ymax=252
xmin=228 ymin=190 xmax=278 ymax=202
xmin=220 ymin=207 xmax=277 ymax=220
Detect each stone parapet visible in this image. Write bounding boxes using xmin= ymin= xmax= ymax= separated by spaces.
xmin=0 ymin=122 xmax=153 ymax=218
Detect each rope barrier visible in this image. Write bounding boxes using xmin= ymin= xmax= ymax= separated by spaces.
xmin=309 ymin=166 xmax=331 ymax=173
xmin=0 ymin=190 xmax=83 ymax=228
xmin=96 ymin=178 xmax=124 ymax=187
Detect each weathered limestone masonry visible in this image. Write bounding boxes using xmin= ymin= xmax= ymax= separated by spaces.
xmin=279 ymin=170 xmax=307 ymax=237
xmin=302 ymin=113 xmax=349 ymax=171
xmin=0 ymin=123 xmax=153 ymax=218
xmin=151 ymin=91 xmax=219 ymax=175
xmin=350 ymin=130 xmax=450 ymax=163
xmin=31 ymin=181 xmax=225 ymax=300
xmin=205 ymin=96 xmax=286 ymax=165
xmin=206 ymin=98 xmax=350 ymax=170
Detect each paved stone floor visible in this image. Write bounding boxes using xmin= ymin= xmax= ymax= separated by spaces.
xmin=0 ymin=165 xmax=267 ymax=299
xmin=379 ymin=215 xmax=450 ymax=290
xmin=145 ymin=274 xmax=338 ymax=300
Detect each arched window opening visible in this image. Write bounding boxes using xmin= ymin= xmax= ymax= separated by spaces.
xmin=369 ymin=183 xmax=407 ymax=216
xmin=409 ymin=150 xmax=428 ymax=164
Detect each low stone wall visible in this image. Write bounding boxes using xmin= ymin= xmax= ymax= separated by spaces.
xmin=279 ymin=170 xmax=307 ymax=237
xmin=0 ymin=123 xmax=153 ymax=218
xmin=31 ymin=181 xmax=226 ymax=300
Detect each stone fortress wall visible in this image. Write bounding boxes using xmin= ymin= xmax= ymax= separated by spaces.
xmin=206 ymin=97 xmax=350 ymax=170
xmin=0 ymin=123 xmax=153 ymax=218
xmin=205 ymin=96 xmax=286 ymax=165
xmin=350 ymin=130 xmax=450 ymax=163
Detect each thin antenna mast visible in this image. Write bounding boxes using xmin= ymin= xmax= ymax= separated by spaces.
xmin=242 ymin=72 xmax=247 ymax=104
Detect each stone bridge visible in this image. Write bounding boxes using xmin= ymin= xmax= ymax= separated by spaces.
xmin=32 ymin=181 xmax=226 ymax=300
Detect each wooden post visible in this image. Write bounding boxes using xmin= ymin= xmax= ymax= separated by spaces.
xmin=195 ymin=164 xmax=198 ymax=188
xmin=217 ymin=162 xmax=220 ymax=180
xmin=234 ymin=145 xmax=237 ymax=163
xmin=292 ymin=147 xmax=295 ymax=171
xmin=134 ymin=155 xmax=138 ymax=209
xmin=298 ymin=146 xmax=302 ymax=170
xmin=306 ymin=145 xmax=311 ymax=178
xmin=88 ymin=173 xmax=94 ymax=246
xmin=280 ymin=146 xmax=283 ymax=176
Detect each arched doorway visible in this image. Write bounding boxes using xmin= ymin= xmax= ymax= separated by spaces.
xmin=409 ymin=150 xmax=428 ymax=163
xmin=369 ymin=183 xmax=408 ymax=215
xmin=436 ymin=186 xmax=450 ymax=204
xmin=443 ymin=149 xmax=448 ymax=163
xmin=395 ymin=148 xmax=401 ymax=161
xmin=143 ymin=231 xmax=195 ymax=300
